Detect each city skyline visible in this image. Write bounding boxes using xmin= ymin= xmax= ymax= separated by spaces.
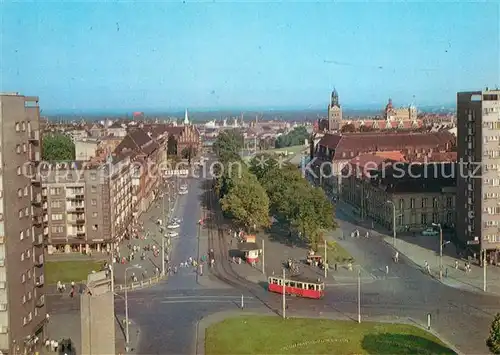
xmin=1 ymin=1 xmax=499 ymax=112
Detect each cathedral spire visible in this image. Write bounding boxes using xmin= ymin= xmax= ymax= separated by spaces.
xmin=184 ymin=109 xmax=190 ymax=125
xmin=331 ymin=88 xmax=339 ymax=107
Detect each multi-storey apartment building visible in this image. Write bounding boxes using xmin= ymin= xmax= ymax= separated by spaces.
xmin=457 ymin=89 xmax=500 ymax=263
xmin=0 ymin=94 xmax=46 ymax=354
xmin=41 ymin=154 xmax=133 ymax=254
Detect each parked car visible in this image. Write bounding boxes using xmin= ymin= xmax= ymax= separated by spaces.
xmin=166 ymin=231 xmax=179 ymax=238
xmin=167 ymin=223 xmax=180 ymax=229
xmin=179 ymin=189 xmax=188 ymax=195
xmin=422 ymin=228 xmax=439 ymax=236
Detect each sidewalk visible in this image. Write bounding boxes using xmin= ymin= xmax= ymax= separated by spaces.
xmin=333 ymin=196 xmax=500 ymax=295
xmin=385 ymin=235 xmax=500 ymax=295
xmin=112 ymin=180 xmax=180 ymax=286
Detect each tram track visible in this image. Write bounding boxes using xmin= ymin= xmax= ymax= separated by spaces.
xmin=205 ymin=180 xmax=278 ymax=314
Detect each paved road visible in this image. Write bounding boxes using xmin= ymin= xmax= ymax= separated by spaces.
xmin=48 ymin=169 xmax=499 ymax=355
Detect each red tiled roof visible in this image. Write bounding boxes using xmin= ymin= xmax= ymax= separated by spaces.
xmin=318 ymin=131 xmax=454 ymax=161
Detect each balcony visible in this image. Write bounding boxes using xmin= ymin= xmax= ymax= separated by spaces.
xmin=28 ymin=129 xmax=40 ymax=143
xmin=76 ymin=216 xmax=85 ymax=224
xmin=36 ymin=295 xmax=45 ymax=308
xmin=33 ymin=234 xmax=43 ymax=246
xmin=76 ymin=231 xmax=86 ymax=238
xmin=32 ymin=216 xmax=42 ymax=226
xmin=42 ymin=202 xmax=48 ymax=210
xmin=31 ymin=173 xmax=41 ymax=186
xmin=30 ymin=150 xmax=41 ymax=163
xmin=34 ymin=255 xmax=44 ymax=267
xmin=32 ymin=195 xmax=42 ymax=207
xmin=43 ymin=214 xmax=49 ymax=223
xmin=35 ymin=276 xmax=44 ymax=287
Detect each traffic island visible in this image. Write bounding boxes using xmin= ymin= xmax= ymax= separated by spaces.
xmin=205 ymin=315 xmax=456 ymax=355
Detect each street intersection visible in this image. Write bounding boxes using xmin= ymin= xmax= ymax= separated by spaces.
xmin=47 ymin=174 xmax=500 ymax=354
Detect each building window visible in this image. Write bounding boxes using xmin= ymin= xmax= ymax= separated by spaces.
xmin=23 ymin=317 xmax=27 ymax=326
xmin=91 ymin=199 xmax=97 ymax=206
xmin=15 ymin=122 xmax=20 ymax=132
xmin=432 ymin=212 xmax=439 ymax=223
xmin=410 ymin=198 xmax=415 ymax=209
xmin=20 ymin=231 xmax=24 ymax=240
xmin=90 ymin=173 xmax=97 ymax=180
xmin=399 ymin=199 xmax=404 ymax=210
xmin=16 ymin=145 xmax=21 ymax=154
xmin=18 ymin=209 xmax=23 ymax=218
xmin=28 ymin=312 xmax=32 ymax=321
xmin=51 ymin=226 xmax=64 ymax=233
xmin=421 ymin=198 xmax=427 ymax=208
xmin=20 ymin=252 xmax=24 ymax=261
xmin=26 ymin=249 xmax=30 ymax=258
xmin=433 ymin=198 xmax=438 ymax=208
xmin=21 ymin=274 xmax=25 ymax=283
xmin=17 ymin=188 xmax=22 ymax=198
xmin=26 ymin=228 xmax=30 ymax=237
xmin=27 ymin=269 xmax=31 ymax=279
xmin=50 ymin=188 xmax=61 ymax=195
xmin=50 ymin=200 xmax=61 ymax=208
xmin=23 ymin=143 xmax=27 ymax=153
xmin=92 ymin=224 xmax=98 ymax=231
xmin=91 ymin=185 xmax=97 ymax=193
xmin=92 ymin=212 xmax=98 ymax=218
xmin=21 ymin=122 xmax=26 ymax=131
xmin=17 ymin=166 xmax=22 ymax=175
xmin=421 ymin=213 xmax=427 ymax=225
xmin=24 ymin=186 xmax=28 ymax=196
xmin=25 ymin=207 xmax=29 ymax=216
xmin=51 ymin=214 xmax=63 ymax=221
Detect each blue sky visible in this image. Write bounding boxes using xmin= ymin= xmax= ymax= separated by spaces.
xmin=1 ymin=1 xmax=499 ymax=113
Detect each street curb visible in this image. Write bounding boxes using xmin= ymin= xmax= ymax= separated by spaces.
xmin=195 ymin=310 xmax=462 ymax=355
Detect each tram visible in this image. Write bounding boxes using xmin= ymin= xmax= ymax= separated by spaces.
xmin=267 ymin=276 xmax=325 ymax=299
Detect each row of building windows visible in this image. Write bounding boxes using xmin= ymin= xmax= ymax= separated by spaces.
xmin=18 ymin=206 xmax=32 ymax=219
xmin=15 ymin=143 xmax=28 ymax=154
xmin=17 ymin=186 xmax=30 ymax=198
xmin=484 ymin=235 xmax=500 ymax=242
xmin=398 ymin=197 xmax=453 ymax=209
xmin=484 ymin=207 xmax=500 ymax=214
xmin=14 ymin=121 xmax=29 ymax=132
xmin=483 ymin=122 xmax=500 ymax=130
xmin=21 ymin=268 xmax=33 ymax=283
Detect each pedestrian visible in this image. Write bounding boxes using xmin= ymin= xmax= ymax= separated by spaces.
xmin=455 ymin=260 xmax=459 ymax=269
xmin=385 ymin=265 xmax=389 ymax=274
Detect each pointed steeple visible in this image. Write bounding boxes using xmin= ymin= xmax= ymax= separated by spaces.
xmin=184 ymin=109 xmax=190 ymax=125
xmin=331 ymin=88 xmax=339 ymax=107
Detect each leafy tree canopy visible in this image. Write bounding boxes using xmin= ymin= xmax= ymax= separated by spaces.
xmin=275 ymin=126 xmax=309 ymax=148
xmin=487 ymin=313 xmax=500 ymax=354
xmin=213 ymin=129 xmax=244 ymax=162
xmin=42 ymin=133 xmax=75 ymax=161
xmin=220 ymin=169 xmax=270 ymax=231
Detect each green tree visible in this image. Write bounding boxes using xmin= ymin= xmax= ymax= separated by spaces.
xmin=220 ymin=170 xmax=270 ymax=231
xmin=341 ymin=123 xmax=356 ymax=133
xmin=275 ymin=126 xmax=309 ymax=148
xmin=42 ymin=133 xmax=75 ymax=161
xmin=213 ymin=129 xmax=244 ymax=162
xmin=487 ymin=313 xmax=500 ymax=354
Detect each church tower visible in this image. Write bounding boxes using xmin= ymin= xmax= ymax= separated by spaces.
xmin=328 ymin=88 xmax=342 ymax=131
xmin=184 ymin=109 xmax=190 ymax=125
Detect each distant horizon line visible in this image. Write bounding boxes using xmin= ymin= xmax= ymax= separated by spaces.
xmin=44 ymin=103 xmax=455 ymax=117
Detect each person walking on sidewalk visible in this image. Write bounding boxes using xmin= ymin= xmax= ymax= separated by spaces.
xmin=394 ymin=252 xmax=399 ymax=263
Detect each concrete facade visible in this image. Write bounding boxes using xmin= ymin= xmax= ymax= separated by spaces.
xmin=0 ymin=93 xmax=46 ymax=354
xmin=457 ymin=90 xmax=500 ymax=259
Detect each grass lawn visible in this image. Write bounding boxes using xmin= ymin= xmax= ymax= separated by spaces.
xmin=45 ymin=260 xmax=106 ymax=284
xmin=205 ymin=316 xmax=455 ymax=355
xmin=316 ymin=241 xmax=354 ymax=264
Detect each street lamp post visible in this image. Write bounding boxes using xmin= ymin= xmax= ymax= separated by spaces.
xmin=125 ymin=265 xmax=141 ymax=350
xmin=432 ymin=223 xmax=443 ymax=280
xmin=386 ymin=200 xmax=396 ymax=246
xmin=432 ymin=223 xmax=443 ymax=279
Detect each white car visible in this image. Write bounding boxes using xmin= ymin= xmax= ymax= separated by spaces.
xmin=166 ymin=231 xmax=179 ymax=238
xmin=167 ymin=223 xmax=180 ymax=229
xmin=179 ymin=189 xmax=188 ymax=195
xmin=172 ymin=217 xmax=182 ymax=224
xmin=422 ymin=228 xmax=439 ymax=236
xmin=180 ymin=184 xmax=188 ymax=190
